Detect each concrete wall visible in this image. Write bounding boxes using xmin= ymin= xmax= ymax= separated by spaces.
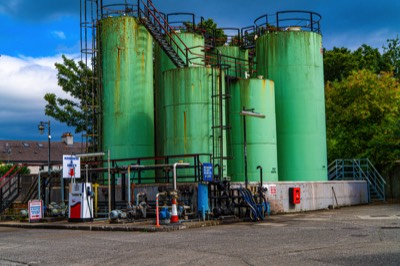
xmin=255 ymin=181 xmax=368 ymax=214
xmin=44 ymin=181 xmax=368 ymax=215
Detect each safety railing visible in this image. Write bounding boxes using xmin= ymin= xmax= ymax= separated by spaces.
xmin=0 ymin=166 xmax=23 ymax=214
xmin=254 ymin=11 xmax=322 ymax=35
xmin=328 ymin=159 xmax=386 ymax=201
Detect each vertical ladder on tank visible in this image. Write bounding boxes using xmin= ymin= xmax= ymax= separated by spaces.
xmin=80 ymin=0 xmax=102 ymax=153
xmin=211 ymin=51 xmax=232 ymax=180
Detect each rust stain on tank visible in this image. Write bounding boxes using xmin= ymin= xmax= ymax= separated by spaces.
xmin=115 ymin=47 xmax=121 ymax=116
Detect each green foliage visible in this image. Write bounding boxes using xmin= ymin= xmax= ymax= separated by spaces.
xmin=324 ymin=45 xmax=390 ymax=83
xmin=383 ymin=36 xmax=400 ymax=79
xmin=44 ymin=55 xmax=96 ymax=134
xmin=0 ymin=164 xmax=30 ymax=176
xmin=324 ymin=47 xmax=358 ymax=83
xmin=200 ymin=18 xmax=227 ymax=46
xmin=326 ymin=69 xmax=400 ymax=171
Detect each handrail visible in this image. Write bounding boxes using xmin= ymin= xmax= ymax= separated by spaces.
xmin=328 ymin=159 xmax=386 ymax=201
xmin=138 ymin=0 xmax=191 ymax=66
xmin=254 ymin=11 xmax=322 ymax=34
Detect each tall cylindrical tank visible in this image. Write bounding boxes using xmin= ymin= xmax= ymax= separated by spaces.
xmin=162 ymin=67 xmax=226 ymax=178
xmin=211 ymin=46 xmax=249 ymax=78
xmin=154 ymin=33 xmax=205 ymax=158
xmin=256 ymin=30 xmax=327 ymax=181
xmin=101 ymin=17 xmax=154 ymax=162
xmin=228 ymin=78 xmax=278 ymax=182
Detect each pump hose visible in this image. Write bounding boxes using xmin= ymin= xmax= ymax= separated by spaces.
xmin=239 ymin=188 xmax=265 ymax=221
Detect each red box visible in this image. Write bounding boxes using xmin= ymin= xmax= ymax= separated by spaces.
xmin=289 ymin=187 xmax=301 ymax=204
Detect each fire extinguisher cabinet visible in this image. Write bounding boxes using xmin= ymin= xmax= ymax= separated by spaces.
xmin=289 ymin=187 xmax=301 ymax=204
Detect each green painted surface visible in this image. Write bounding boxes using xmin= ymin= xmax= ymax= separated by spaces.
xmin=154 ymin=33 xmax=205 ymax=158
xmin=256 ymin=31 xmax=327 ymax=181
xmin=163 ymin=67 xmax=226 ymax=179
xmin=101 ymin=17 xmax=154 ymax=175
xmin=212 ymin=46 xmax=249 ymax=78
xmin=228 ymin=79 xmax=278 ymax=182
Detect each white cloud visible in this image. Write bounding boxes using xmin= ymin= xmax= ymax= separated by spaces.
xmin=52 ymin=30 xmax=66 ymax=40
xmin=0 ymin=53 xmax=79 ymax=122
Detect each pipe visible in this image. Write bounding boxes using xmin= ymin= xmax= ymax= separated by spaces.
xmin=127 ymin=165 xmax=131 ymax=206
xmin=173 ymin=163 xmax=190 ymax=191
xmin=38 ymin=171 xmax=41 ymax=200
xmin=156 ymin=191 xmax=167 ymax=227
xmin=136 ymin=192 xmax=144 ymax=206
xmin=257 ymin=165 xmax=263 ymax=185
xmin=107 ymin=149 xmax=111 ymax=219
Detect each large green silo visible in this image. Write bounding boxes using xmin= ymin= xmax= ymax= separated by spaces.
xmin=211 ymin=46 xmax=249 ymax=78
xmin=228 ymin=78 xmax=278 ymax=182
xmin=162 ymin=67 xmax=226 ymax=178
xmin=101 ymin=17 xmax=154 ymax=162
xmin=154 ymin=33 xmax=205 ymax=158
xmin=256 ymin=31 xmax=327 ymax=181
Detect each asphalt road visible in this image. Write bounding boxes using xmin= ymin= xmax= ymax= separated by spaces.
xmin=0 ymin=204 xmax=399 ymax=266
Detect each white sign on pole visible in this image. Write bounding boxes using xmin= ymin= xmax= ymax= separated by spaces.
xmin=63 ymin=155 xmax=81 ymax=178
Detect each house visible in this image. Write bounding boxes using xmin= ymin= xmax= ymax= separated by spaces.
xmin=0 ymin=133 xmax=84 ymax=174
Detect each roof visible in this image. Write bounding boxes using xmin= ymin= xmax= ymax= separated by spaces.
xmin=0 ymin=140 xmax=85 ymax=165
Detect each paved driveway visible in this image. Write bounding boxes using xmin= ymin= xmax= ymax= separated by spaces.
xmin=0 ymin=203 xmax=399 ymax=265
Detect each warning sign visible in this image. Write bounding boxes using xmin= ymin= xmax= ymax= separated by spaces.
xmin=63 ymin=155 xmax=81 ymax=178
xmin=28 ymin=200 xmax=43 ymax=222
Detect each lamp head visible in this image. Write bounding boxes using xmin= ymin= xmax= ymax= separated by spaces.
xmin=38 ymin=123 xmax=45 ymax=134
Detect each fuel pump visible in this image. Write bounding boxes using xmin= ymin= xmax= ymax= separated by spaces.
xmin=68 ymin=182 xmax=94 ymax=222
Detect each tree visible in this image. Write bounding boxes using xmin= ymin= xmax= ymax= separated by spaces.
xmin=44 ymin=55 xmax=96 ymax=136
xmin=199 ymin=18 xmax=227 ymax=46
xmin=383 ymin=36 xmax=400 ymax=80
xmin=352 ymin=44 xmax=391 ymax=74
xmin=0 ymin=164 xmax=30 ymax=176
xmin=325 ymin=69 xmax=400 ymax=171
xmin=323 ymin=47 xmax=358 ymax=83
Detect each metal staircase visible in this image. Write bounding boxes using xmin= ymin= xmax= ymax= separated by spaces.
xmin=0 ymin=165 xmax=23 ymax=214
xmin=328 ymin=159 xmax=386 ymax=202
xmin=137 ymin=0 xmax=188 ymax=68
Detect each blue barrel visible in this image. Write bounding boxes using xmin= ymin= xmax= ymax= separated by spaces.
xmin=198 ymin=183 xmax=209 ymax=220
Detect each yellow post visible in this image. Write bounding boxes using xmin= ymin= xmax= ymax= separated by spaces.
xmin=93 ymin=183 xmax=99 ymax=218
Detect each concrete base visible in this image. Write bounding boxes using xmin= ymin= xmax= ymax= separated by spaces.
xmin=249 ymin=181 xmax=369 ymax=214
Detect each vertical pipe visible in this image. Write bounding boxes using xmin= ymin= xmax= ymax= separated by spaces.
xmin=127 ymin=166 xmax=131 ymax=205
xmin=61 ymin=174 xmax=64 ymax=203
xmin=38 ymin=172 xmax=41 ymax=200
xmin=243 ymin=108 xmax=248 ymax=189
xmin=156 ymin=192 xmax=160 ymax=227
xmin=111 ymin=165 xmax=115 ymax=210
xmin=107 ymin=149 xmax=111 ymax=217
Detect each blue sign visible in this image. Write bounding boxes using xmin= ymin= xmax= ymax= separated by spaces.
xmin=203 ymin=163 xmax=213 ymax=182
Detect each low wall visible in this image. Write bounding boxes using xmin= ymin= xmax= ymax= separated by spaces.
xmin=254 ymin=181 xmax=368 ymax=214
xmin=45 ymin=181 xmax=368 ymax=215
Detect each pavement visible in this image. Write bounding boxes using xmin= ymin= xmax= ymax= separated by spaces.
xmin=0 ymin=203 xmax=400 ymax=265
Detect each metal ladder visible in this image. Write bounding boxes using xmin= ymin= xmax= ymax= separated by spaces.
xmin=328 ymin=159 xmax=386 ymax=202
xmin=137 ymin=0 xmax=188 ymax=68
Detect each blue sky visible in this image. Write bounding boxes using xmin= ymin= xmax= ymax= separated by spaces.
xmin=0 ymin=0 xmax=399 ymax=141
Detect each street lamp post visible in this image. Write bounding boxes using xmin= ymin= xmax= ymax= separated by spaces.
xmin=38 ymin=120 xmax=51 ymax=205
xmin=240 ymin=107 xmax=265 ymax=189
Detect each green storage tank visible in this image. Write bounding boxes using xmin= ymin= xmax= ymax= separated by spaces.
xmin=100 ymin=17 xmax=154 ymax=166
xmin=163 ymin=67 xmax=226 ymax=179
xmin=211 ymin=46 xmax=249 ymax=78
xmin=256 ymin=31 xmax=327 ymax=181
xmin=154 ymin=33 xmax=205 ymax=158
xmin=228 ymin=78 xmax=278 ymax=182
